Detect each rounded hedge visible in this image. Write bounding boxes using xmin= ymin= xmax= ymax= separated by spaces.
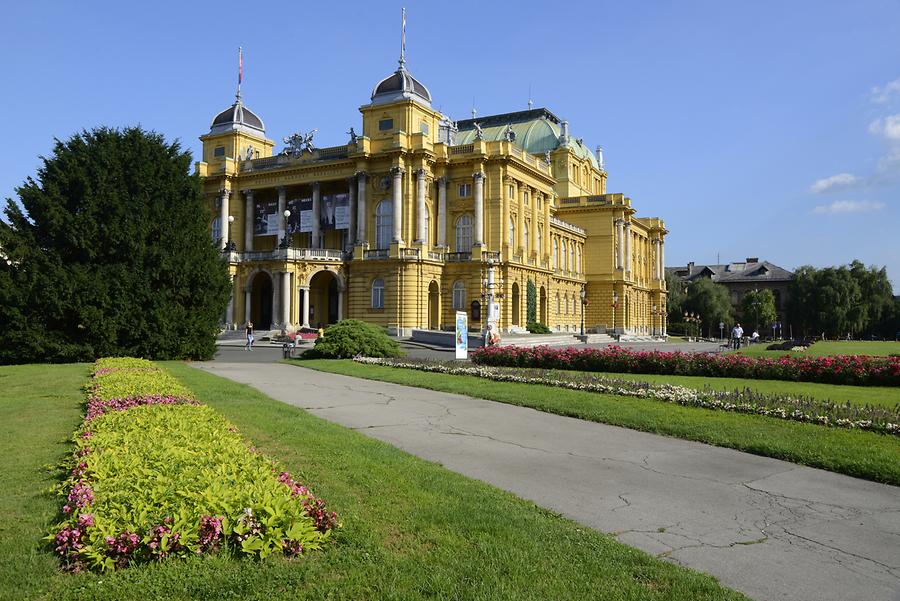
xmin=304 ymin=320 xmax=403 ymax=359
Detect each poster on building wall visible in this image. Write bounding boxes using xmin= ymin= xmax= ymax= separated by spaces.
xmin=321 ymin=193 xmax=349 ymax=230
xmin=254 ymin=201 xmax=278 ymax=236
xmin=287 ymin=198 xmax=312 ymax=233
xmin=455 ymin=311 xmax=468 ymax=360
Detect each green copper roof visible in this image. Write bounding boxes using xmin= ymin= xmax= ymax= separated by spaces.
xmin=455 ymin=108 xmax=599 ymax=170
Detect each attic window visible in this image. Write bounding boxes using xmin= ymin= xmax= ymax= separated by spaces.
xmin=420 ymin=122 xmax=429 ymax=135
xmin=213 ymin=146 xmax=225 ymax=157
xmin=379 ymin=119 xmax=394 ymax=131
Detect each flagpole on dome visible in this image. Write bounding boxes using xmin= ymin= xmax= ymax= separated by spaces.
xmin=236 ymin=46 xmax=243 ymax=102
xmin=399 ymin=7 xmax=406 ymax=69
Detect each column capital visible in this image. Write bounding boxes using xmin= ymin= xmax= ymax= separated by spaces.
xmin=312 ymin=181 xmax=321 ymax=191
xmin=277 ymin=185 xmax=286 ymax=194
xmin=414 ymin=167 xmax=427 ymax=179
xmin=355 ymin=170 xmax=368 ymax=180
xmin=472 ymin=171 xmax=486 ymax=180
xmin=243 ymin=189 xmax=254 ymax=199
xmin=435 ymin=175 xmax=448 ymax=186
xmin=347 ymin=174 xmax=357 ymax=185
xmin=219 ymin=188 xmax=230 ymax=198
xmin=299 ymin=285 xmax=310 ymax=291
xmin=390 ymin=166 xmax=405 ymax=176
xmin=614 ymin=217 xmax=624 ymax=226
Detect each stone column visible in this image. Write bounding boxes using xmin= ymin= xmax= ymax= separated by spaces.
xmin=437 ymin=176 xmax=447 ymax=247
xmin=660 ymin=240 xmax=666 ymax=281
xmin=300 ymin=286 xmax=310 ymax=327
xmin=543 ymin=193 xmax=551 ymax=259
xmin=277 ymin=186 xmax=287 ymax=243
xmin=272 ymin=273 xmax=280 ymax=328
xmin=244 ymin=190 xmax=254 ymax=251
xmin=219 ymin=189 xmax=230 ymax=250
xmin=347 ymin=176 xmax=357 ymax=252
xmin=473 ymin=171 xmax=485 ymax=246
xmin=391 ymin=167 xmax=404 ymax=243
xmin=517 ymin=185 xmax=525 ymax=253
xmin=244 ymin=285 xmax=252 ymax=325
xmin=337 ymin=287 xmax=344 ymax=321
xmin=415 ymin=168 xmax=427 ymax=244
xmin=529 ymin=190 xmax=537 ymax=256
xmin=225 ymin=275 xmax=235 ymax=328
xmin=624 ymin=221 xmax=632 ymax=275
xmin=615 ymin=218 xmax=624 ymax=269
xmin=281 ymin=271 xmax=291 ymax=329
xmin=655 ymin=239 xmax=662 ymax=280
xmin=356 ymin=171 xmax=367 ymax=245
xmin=312 ymin=182 xmax=321 ymax=248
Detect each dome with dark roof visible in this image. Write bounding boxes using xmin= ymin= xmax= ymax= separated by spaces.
xmin=370 ymin=65 xmax=432 ymax=107
xmin=209 ymin=99 xmax=266 ymax=135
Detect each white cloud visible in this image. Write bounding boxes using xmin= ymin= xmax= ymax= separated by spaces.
xmin=871 ymin=77 xmax=900 ymax=104
xmin=868 ymin=114 xmax=900 ymax=141
xmin=809 ymin=172 xmax=858 ymax=193
xmin=811 ymin=200 xmax=885 ymax=215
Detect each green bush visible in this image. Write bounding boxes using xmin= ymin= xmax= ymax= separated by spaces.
xmin=304 ymin=320 xmax=403 ymax=359
xmin=527 ymin=322 xmax=552 ymax=334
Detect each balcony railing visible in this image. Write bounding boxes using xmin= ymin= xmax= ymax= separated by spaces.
xmin=223 ymin=248 xmax=346 ymax=262
xmin=482 ymin=250 xmax=501 ymax=262
xmin=450 ymin=144 xmax=474 ymax=155
xmin=399 ymin=248 xmax=420 ymax=260
xmin=427 ymin=250 xmax=445 ymax=261
xmin=445 ymin=252 xmax=471 ymax=262
xmin=549 ymin=216 xmax=586 ymax=235
xmin=364 ymin=249 xmax=389 ymax=259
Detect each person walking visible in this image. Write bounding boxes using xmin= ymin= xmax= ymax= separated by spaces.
xmin=731 ymin=323 xmax=744 ymax=350
xmin=245 ymin=321 xmax=254 ymax=351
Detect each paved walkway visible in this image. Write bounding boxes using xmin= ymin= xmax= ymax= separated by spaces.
xmin=192 ymin=361 xmax=900 ymax=601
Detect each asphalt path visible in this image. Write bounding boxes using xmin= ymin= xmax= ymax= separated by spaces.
xmin=193 ymin=359 xmax=900 ymax=601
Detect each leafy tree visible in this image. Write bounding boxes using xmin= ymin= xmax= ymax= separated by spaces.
xmin=849 ymin=260 xmax=894 ymax=336
xmin=526 ymin=279 xmax=537 ymax=325
xmin=682 ymin=278 xmax=732 ymax=337
xmin=788 ymin=265 xmax=819 ymax=337
xmin=741 ymin=289 xmax=777 ymax=334
xmin=0 ymin=127 xmax=231 ymax=364
xmin=665 ymin=272 xmax=687 ymax=325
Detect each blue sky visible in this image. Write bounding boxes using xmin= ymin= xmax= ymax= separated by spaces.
xmin=3 ymin=1 xmax=898 ymax=287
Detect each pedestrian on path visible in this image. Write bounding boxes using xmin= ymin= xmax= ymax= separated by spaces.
xmin=731 ymin=323 xmax=743 ymax=349
xmin=245 ymin=321 xmax=254 ymax=351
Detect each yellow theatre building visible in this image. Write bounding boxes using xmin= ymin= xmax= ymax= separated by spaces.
xmin=198 ymin=51 xmax=668 ymax=338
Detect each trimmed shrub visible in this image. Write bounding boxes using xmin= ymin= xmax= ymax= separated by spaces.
xmin=48 ymin=359 xmax=337 ymax=572
xmin=527 ymin=322 xmax=552 ymax=334
xmin=303 ymin=320 xmax=403 ymax=359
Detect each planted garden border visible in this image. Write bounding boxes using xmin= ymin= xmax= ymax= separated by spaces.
xmin=48 ymin=358 xmax=337 ymax=571
xmin=471 ymin=345 xmax=900 ymax=387
xmin=355 ymin=357 xmax=900 ymax=436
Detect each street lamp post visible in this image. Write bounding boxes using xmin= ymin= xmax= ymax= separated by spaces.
xmin=580 ymin=286 xmax=586 ymax=336
xmin=651 ymin=304 xmax=657 ymax=337
xmin=612 ymin=291 xmax=619 ymax=334
xmin=225 ymin=215 xmax=236 ymax=252
xmin=280 ymin=210 xmax=291 ymax=249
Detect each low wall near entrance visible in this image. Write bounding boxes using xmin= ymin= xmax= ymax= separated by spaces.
xmin=410 ymin=329 xmax=484 ymax=348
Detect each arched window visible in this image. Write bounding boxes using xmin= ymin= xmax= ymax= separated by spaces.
xmin=452 ymin=280 xmax=466 ymax=310
xmin=508 ymin=217 xmax=515 ymax=247
xmin=553 ymin=239 xmax=559 ymax=269
xmin=564 ymin=294 xmax=569 ymax=315
xmin=211 ymin=216 xmax=222 ymax=243
xmin=568 ymin=243 xmax=574 ymax=272
xmin=455 ymin=214 xmax=473 ymax=252
xmin=576 ymin=245 xmax=581 ymax=273
xmin=562 ymin=242 xmax=568 ymax=272
xmin=371 ymin=278 xmax=385 ymax=309
xmin=523 ymin=221 xmax=529 ymax=254
xmin=537 ymin=225 xmax=543 ymax=257
xmin=556 ymin=293 xmax=561 ymax=315
xmin=375 ymin=201 xmax=392 ymax=250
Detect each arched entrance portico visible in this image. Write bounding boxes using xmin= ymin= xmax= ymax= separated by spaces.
xmin=428 ymin=281 xmax=440 ymax=329
xmin=307 ymin=269 xmax=342 ymax=328
xmin=250 ymin=271 xmax=274 ymax=330
xmin=511 ymin=282 xmax=520 ymax=326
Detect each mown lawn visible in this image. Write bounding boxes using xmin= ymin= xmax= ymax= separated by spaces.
xmin=0 ymin=362 xmax=748 ymax=601
xmin=296 ymin=359 xmax=900 ymax=485
xmin=734 ymin=340 xmax=900 ymax=358
xmin=567 ymin=370 xmax=900 ymax=408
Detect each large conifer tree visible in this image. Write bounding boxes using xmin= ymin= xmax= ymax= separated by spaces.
xmin=0 ymin=127 xmax=230 ymax=364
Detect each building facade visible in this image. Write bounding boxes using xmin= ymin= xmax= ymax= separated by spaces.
xmin=666 ymin=258 xmax=794 ymax=327
xmin=199 ymin=55 xmax=668 ymax=336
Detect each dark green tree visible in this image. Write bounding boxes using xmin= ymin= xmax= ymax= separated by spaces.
xmin=741 ymin=289 xmax=777 ymax=334
xmin=849 ymin=260 xmax=894 ymax=336
xmin=788 ymin=265 xmax=819 ymax=337
xmin=526 ymin=279 xmax=537 ymax=325
xmin=665 ymin=272 xmax=687 ymax=325
xmin=683 ymin=278 xmax=732 ymax=337
xmin=0 ymin=127 xmax=231 ymax=364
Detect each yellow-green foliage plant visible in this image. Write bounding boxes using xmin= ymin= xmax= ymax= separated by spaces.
xmin=48 ymin=359 xmax=337 ymax=571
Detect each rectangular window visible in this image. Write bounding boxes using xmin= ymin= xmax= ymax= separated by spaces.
xmin=420 ymin=121 xmax=429 ymax=135
xmin=458 ymin=183 xmax=471 ymax=197
xmin=213 ymin=146 xmax=225 ymax=157
xmin=508 ymin=184 xmax=514 ymax=198
xmin=378 ymin=118 xmax=394 ymax=131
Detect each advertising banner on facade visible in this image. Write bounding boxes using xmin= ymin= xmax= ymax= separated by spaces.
xmin=455 ymin=311 xmax=468 ymax=360
xmin=254 ymin=201 xmax=278 ymax=236
xmin=287 ymin=198 xmax=312 ymax=234
xmin=321 ymin=193 xmax=350 ymax=230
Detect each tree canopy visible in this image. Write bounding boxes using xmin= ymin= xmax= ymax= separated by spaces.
xmin=740 ymin=289 xmax=777 ymax=334
xmin=682 ymin=278 xmax=733 ymax=337
xmin=0 ymin=127 xmax=231 ymax=364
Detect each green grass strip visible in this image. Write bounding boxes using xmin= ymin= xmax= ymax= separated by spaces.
xmin=296 ymin=359 xmax=900 ymax=485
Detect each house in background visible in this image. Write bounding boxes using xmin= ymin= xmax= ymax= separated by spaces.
xmin=666 ymin=258 xmax=794 ymax=330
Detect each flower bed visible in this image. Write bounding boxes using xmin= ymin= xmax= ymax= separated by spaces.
xmin=471 ymin=345 xmax=900 ymax=387
xmin=355 ymin=357 xmax=900 ymax=436
xmin=48 ymin=358 xmax=337 ymax=571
